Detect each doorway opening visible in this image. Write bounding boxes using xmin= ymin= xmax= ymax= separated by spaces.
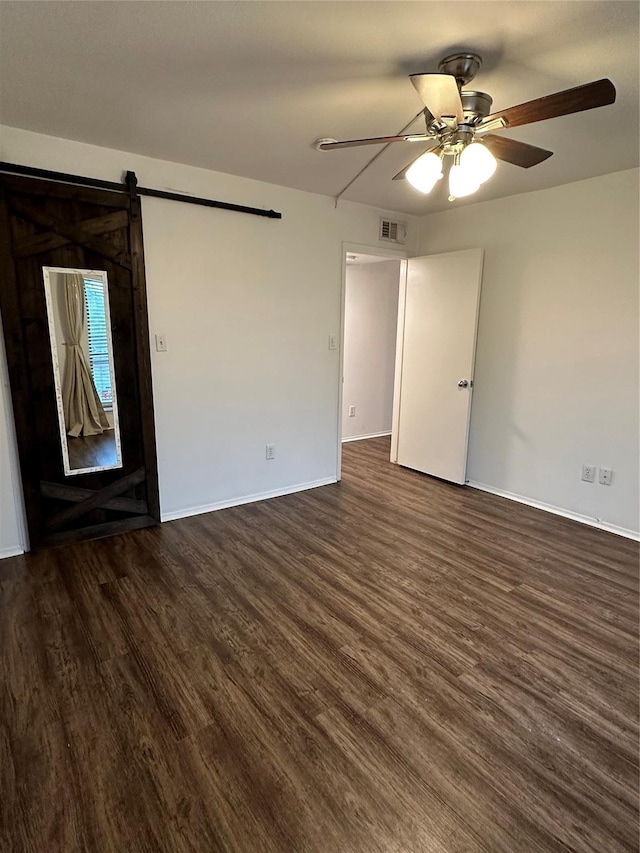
xmin=337 ymin=246 xmax=484 ymax=486
xmin=337 ymin=245 xmax=406 ymax=480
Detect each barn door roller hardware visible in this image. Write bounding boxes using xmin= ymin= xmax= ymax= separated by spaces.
xmin=0 ymin=161 xmax=282 ymax=220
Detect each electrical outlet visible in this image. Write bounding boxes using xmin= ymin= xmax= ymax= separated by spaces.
xmin=155 ymin=333 xmax=167 ymax=352
xmin=265 ymin=444 xmax=275 ymax=460
xmin=599 ymin=467 xmax=613 ymax=485
xmin=348 ymin=405 xmax=356 ymax=417
xmin=581 ymin=464 xmax=596 ymax=483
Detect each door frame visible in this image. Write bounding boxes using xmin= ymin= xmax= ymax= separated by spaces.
xmin=336 ymin=242 xmax=409 ymax=481
xmin=390 ymin=256 xmax=408 ymax=465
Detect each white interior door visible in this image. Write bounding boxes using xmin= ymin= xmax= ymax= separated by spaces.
xmin=392 ymin=248 xmax=483 ymax=484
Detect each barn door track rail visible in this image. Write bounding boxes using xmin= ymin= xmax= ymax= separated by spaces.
xmin=0 ymin=161 xmax=282 ymax=220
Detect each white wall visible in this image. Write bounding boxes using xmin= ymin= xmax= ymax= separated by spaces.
xmin=342 ymin=260 xmax=399 ymax=440
xmin=2 ymin=128 xmax=636 ymax=549
xmin=417 ymin=169 xmax=639 ymax=536
xmin=0 ymin=126 xmax=417 ymax=552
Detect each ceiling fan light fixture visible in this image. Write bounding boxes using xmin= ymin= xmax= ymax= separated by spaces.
xmin=460 ymin=142 xmax=497 ymax=184
xmin=318 ymin=50 xmax=615 ymax=204
xmin=448 ymin=162 xmax=480 ymax=199
xmin=405 ymin=150 xmax=443 ymax=194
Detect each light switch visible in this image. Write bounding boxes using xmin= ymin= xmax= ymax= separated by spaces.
xmin=155 ymin=334 xmax=167 ymax=352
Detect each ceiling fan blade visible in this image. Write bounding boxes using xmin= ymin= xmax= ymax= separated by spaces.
xmin=317 ymin=133 xmax=435 ymax=150
xmin=479 ymin=78 xmax=616 ymax=130
xmin=409 ymin=73 xmax=464 ymax=122
xmin=482 ymin=134 xmax=553 ymax=168
xmin=392 ymin=145 xmax=440 ymax=181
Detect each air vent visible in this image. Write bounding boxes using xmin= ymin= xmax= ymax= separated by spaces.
xmin=379 ymin=218 xmax=406 ymax=244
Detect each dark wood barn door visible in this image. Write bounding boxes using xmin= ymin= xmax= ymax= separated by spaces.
xmin=0 ymin=173 xmax=160 ymax=550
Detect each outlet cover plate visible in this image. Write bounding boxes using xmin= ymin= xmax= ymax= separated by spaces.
xmin=599 ymin=467 xmax=613 ymax=485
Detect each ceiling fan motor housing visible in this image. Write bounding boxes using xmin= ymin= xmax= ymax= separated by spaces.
xmin=460 ymin=91 xmax=493 ymax=122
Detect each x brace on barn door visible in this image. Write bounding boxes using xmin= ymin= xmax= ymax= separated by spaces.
xmin=11 ymin=195 xmax=133 ymax=269
xmin=0 ymin=162 xmax=283 ymax=220
xmin=43 ymin=468 xmax=147 ymax=532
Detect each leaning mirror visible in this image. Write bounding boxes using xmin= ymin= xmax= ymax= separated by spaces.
xmin=42 ymin=267 xmax=123 ymax=476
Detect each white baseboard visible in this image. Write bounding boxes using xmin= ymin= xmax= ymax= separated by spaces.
xmin=161 ymin=476 xmax=338 ymax=523
xmin=0 ymin=545 xmax=26 ymax=560
xmin=467 ymin=480 xmax=640 ymax=541
xmin=342 ymin=431 xmax=392 ymax=444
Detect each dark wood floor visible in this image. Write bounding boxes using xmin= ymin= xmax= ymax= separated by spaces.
xmin=67 ymin=429 xmax=118 ymax=471
xmin=1 ymin=437 xmax=638 ymax=852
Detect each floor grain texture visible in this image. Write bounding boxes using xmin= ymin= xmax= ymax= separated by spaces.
xmin=1 ymin=437 xmax=638 ymax=852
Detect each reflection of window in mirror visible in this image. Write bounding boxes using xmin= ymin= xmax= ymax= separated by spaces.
xmin=42 ymin=266 xmax=123 ymax=476
xmin=84 ymin=278 xmax=113 ymax=414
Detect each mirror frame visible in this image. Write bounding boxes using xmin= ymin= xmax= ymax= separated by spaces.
xmin=42 ymin=266 xmax=123 ymax=477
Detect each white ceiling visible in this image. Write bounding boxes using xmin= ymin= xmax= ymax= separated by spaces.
xmin=0 ymin=1 xmax=638 ymax=216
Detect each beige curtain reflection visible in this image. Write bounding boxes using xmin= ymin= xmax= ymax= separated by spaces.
xmin=60 ymin=273 xmax=110 ymax=438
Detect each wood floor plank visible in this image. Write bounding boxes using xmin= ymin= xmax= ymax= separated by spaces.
xmin=1 ymin=436 xmax=638 ymax=851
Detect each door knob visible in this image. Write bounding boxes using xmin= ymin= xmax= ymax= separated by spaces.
xmin=458 ymin=379 xmax=469 ymax=388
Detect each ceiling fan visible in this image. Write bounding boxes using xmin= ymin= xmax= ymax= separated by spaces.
xmin=316 ymin=53 xmax=616 ymax=200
